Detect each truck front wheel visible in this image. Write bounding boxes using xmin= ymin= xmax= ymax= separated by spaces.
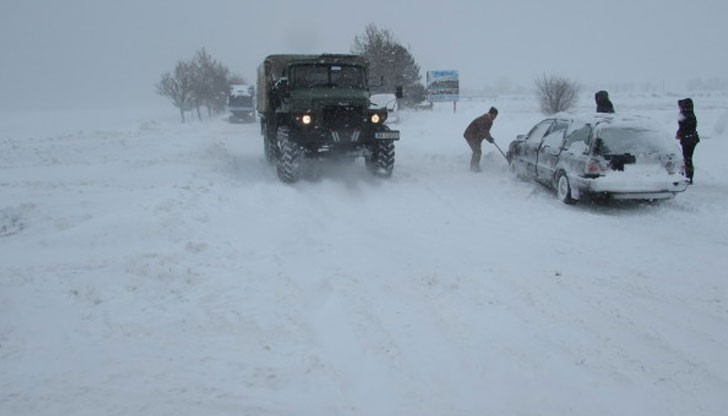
xmin=366 ymin=140 xmax=395 ymax=177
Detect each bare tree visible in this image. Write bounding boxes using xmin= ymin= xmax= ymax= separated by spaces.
xmin=351 ymin=23 xmax=424 ymax=105
xmin=228 ymin=73 xmax=247 ymax=86
xmin=158 ymin=48 xmax=237 ymax=122
xmin=190 ymin=48 xmax=231 ymax=119
xmin=207 ymin=60 xmax=231 ymax=115
xmin=156 ymin=60 xmax=196 ymax=123
xmin=535 ymin=74 xmax=580 ymax=115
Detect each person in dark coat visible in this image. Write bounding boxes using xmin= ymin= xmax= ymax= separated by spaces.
xmin=595 ymin=90 xmax=615 ymax=113
xmin=463 ymin=107 xmax=498 ymax=172
xmin=676 ymin=98 xmax=700 ymax=184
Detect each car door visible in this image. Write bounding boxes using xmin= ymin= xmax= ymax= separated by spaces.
xmin=536 ymin=119 xmax=570 ymax=183
xmin=559 ymin=122 xmax=594 ymax=175
xmin=519 ymin=119 xmax=554 ymax=177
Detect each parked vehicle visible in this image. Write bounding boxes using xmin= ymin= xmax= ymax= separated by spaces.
xmin=506 ymin=114 xmax=689 ymax=204
xmin=228 ymin=84 xmax=255 ymax=123
xmin=413 ymin=100 xmax=433 ymax=111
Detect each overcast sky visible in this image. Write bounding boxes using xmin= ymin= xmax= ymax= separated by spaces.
xmin=1 ymin=0 xmax=725 ymax=110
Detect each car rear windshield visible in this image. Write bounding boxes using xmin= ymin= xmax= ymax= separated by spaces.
xmin=596 ymin=127 xmax=675 ymax=155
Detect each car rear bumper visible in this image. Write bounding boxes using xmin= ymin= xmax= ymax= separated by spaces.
xmin=573 ymin=174 xmax=689 ymax=200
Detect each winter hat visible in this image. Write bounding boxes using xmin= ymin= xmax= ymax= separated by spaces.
xmin=489 ymin=106 xmax=498 ymax=115
xmin=678 ymin=98 xmax=694 ymax=112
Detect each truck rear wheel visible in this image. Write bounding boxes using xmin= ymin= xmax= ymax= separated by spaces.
xmin=276 ymin=126 xmax=303 ymax=183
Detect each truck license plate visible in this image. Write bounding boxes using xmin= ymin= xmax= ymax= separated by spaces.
xmin=374 ymin=131 xmax=400 ymax=140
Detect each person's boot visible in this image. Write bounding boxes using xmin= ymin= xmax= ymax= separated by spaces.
xmin=470 ymin=153 xmax=482 ymax=172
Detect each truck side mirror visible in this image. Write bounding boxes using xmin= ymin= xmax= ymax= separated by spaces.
xmin=395 ymin=86 xmax=403 ymax=99
xmin=273 ymin=78 xmax=290 ymax=98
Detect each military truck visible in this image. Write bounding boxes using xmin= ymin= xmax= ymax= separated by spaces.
xmin=256 ymin=54 xmax=401 ymax=183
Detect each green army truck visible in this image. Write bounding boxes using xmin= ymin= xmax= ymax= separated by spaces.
xmin=256 ymin=54 xmax=401 ymax=183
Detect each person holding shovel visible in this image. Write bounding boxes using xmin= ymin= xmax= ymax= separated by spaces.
xmin=463 ymin=106 xmax=499 ymax=172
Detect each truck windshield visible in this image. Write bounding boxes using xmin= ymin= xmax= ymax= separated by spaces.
xmin=229 ymin=95 xmax=252 ymax=107
xmin=291 ymin=64 xmax=365 ymax=89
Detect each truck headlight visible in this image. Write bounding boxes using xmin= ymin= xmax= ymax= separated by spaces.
xmin=295 ymin=113 xmax=313 ymax=125
xmin=370 ymin=111 xmax=387 ymax=124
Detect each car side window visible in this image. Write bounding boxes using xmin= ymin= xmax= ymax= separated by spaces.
xmin=563 ymin=124 xmax=593 ymax=152
xmin=541 ymin=120 xmax=570 ymax=148
xmin=525 ymin=120 xmax=554 ymax=143
xmin=551 ymin=120 xmax=570 ymax=135
xmin=542 ymin=129 xmax=565 ymax=148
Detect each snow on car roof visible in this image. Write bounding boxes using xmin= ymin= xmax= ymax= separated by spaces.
xmin=555 ymin=112 xmax=666 ymax=132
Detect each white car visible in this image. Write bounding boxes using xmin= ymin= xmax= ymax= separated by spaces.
xmin=507 ymin=114 xmax=689 ymax=204
xmin=369 ymin=93 xmax=399 ymax=123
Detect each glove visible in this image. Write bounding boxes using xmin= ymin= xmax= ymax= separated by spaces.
xmin=486 ymin=137 xmax=494 ymax=144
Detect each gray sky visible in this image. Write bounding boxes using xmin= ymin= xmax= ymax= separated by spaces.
xmin=1 ymin=0 xmax=725 ymax=110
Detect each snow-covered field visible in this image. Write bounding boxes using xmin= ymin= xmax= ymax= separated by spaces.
xmin=2 ymin=94 xmax=727 ymax=415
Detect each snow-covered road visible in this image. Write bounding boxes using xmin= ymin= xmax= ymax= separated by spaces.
xmin=2 ymin=95 xmax=727 ymax=415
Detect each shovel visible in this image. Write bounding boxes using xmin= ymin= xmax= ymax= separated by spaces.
xmin=491 ymin=141 xmax=509 ymax=162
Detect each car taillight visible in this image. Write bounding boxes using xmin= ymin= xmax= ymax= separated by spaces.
xmin=585 ymin=158 xmax=602 ymax=175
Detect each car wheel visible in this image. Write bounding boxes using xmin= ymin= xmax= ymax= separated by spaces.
xmin=557 ymin=172 xmax=577 ymax=205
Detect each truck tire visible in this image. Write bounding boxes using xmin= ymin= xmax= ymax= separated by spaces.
xmin=276 ymin=126 xmax=303 ymax=183
xmin=367 ymin=140 xmax=395 ymax=177
xmin=263 ymin=124 xmax=277 ymax=164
